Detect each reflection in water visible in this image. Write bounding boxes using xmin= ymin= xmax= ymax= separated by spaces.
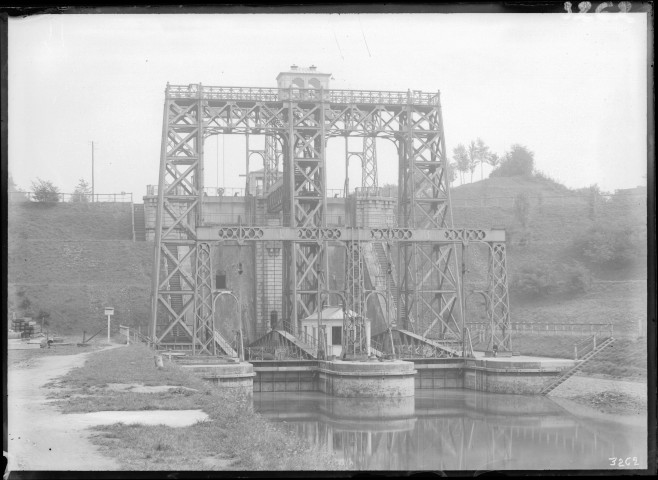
xmin=254 ymin=390 xmax=647 ymax=470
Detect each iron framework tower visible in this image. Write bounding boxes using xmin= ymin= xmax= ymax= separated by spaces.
xmin=149 ymin=81 xmax=511 ymax=356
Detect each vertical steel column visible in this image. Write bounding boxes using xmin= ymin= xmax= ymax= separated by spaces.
xmin=150 ymin=89 xmax=170 ymax=343
xmin=150 ymin=84 xmax=203 ymax=347
xmin=398 ymin=103 xmax=417 ymax=332
xmin=487 ymin=242 xmax=512 ymax=351
xmin=282 ymin=89 xmax=296 ymax=333
xmin=192 ymin=242 xmax=215 ymax=355
xmin=283 ymin=89 xmax=328 ymax=334
xmin=400 ymin=94 xmax=462 ymax=341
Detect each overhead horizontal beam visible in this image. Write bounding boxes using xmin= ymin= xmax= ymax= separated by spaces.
xmin=195 ymin=226 xmax=505 ymax=243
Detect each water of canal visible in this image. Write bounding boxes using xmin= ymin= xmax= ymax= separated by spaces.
xmin=253 ymin=389 xmax=647 ymax=471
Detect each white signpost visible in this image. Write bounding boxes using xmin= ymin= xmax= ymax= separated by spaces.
xmin=105 ymin=307 xmax=114 ymax=343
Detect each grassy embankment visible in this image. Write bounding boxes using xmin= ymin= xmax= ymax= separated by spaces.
xmin=47 ymin=344 xmax=343 ymax=471
xmin=8 ymin=202 xmax=152 ymax=334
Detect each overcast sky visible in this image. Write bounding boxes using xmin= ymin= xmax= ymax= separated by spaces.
xmin=9 ymin=12 xmax=648 ymax=197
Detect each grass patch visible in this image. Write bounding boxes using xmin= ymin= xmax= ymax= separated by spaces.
xmin=51 ymin=344 xmax=344 ymax=470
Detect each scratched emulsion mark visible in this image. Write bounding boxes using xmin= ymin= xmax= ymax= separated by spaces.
xmin=564 ymin=1 xmax=632 ymax=13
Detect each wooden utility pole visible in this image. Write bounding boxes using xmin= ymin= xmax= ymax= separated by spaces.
xmin=91 ymin=141 xmax=95 ymax=202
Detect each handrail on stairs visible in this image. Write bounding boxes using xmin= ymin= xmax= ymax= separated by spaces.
xmin=541 ymin=336 xmax=615 ymax=395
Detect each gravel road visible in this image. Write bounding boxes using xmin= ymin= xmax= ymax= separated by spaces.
xmin=7 ymin=347 xmax=122 ymax=472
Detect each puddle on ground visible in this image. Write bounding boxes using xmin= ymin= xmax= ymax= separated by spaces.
xmin=63 ymin=409 xmax=209 ymax=428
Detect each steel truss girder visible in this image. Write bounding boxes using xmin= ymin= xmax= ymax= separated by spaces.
xmin=179 ymin=96 xmax=433 ymax=140
xmin=199 ymin=226 xmax=504 ymax=243
xmin=193 ymin=242 xmax=215 ymax=355
xmin=362 ymin=118 xmax=378 ymax=189
xmin=487 ymin=242 xmax=512 ymax=351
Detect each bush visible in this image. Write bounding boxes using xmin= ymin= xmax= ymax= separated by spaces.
xmin=490 ymin=144 xmax=535 ymax=178
xmin=511 ymin=261 xmax=590 ymax=298
xmin=572 ymin=223 xmax=645 ymax=269
xmin=31 ymin=178 xmax=60 ymax=202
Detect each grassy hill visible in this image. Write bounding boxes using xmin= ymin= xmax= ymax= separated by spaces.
xmin=8 ymin=202 xmax=153 ymax=335
xmin=450 ymin=175 xmax=647 ymax=378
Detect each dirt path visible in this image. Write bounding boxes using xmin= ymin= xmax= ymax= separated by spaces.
xmin=7 ymin=346 xmax=122 ymax=472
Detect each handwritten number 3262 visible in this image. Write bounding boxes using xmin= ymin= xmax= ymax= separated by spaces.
xmin=564 ymin=1 xmax=632 ymax=12
xmin=609 ymin=457 xmax=640 ymax=467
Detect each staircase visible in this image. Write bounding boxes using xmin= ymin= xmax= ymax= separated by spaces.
xmin=393 ymin=328 xmax=462 ymax=357
xmin=540 ymin=335 xmax=615 ymax=395
xmin=248 ymin=329 xmax=318 ymax=360
xmin=213 ymin=330 xmax=238 ymax=357
xmin=369 ymin=338 xmax=386 ymax=358
xmin=276 ymin=330 xmax=318 ymax=358
xmin=133 ymin=203 xmax=146 ymax=241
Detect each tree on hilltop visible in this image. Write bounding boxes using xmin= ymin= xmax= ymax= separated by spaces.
xmin=72 ymin=178 xmax=92 ymax=202
xmin=452 ymin=144 xmax=470 ymax=184
xmin=490 ymin=144 xmax=535 ymax=178
xmin=486 ymin=152 xmax=500 ymax=170
xmin=473 ymin=138 xmax=490 ymax=182
xmin=454 ymin=138 xmax=492 ymax=184
xmin=30 ymin=178 xmax=60 ymax=202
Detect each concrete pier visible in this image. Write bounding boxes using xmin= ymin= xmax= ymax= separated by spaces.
xmin=317 ymin=360 xmax=416 ymax=398
xmin=175 ymin=357 xmax=256 ymax=393
xmin=463 ymin=355 xmax=575 ymax=395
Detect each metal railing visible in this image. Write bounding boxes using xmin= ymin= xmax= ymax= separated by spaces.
xmin=9 ymin=191 xmax=133 ymax=203
xmin=354 ymin=186 xmax=397 ymax=198
xmin=147 ymin=186 xmax=348 ymax=199
xmin=203 ymin=187 xmax=247 ymax=197
xmin=466 ymin=322 xmax=614 ymax=338
xmin=451 ymin=193 xmax=645 ymax=209
xmin=167 ymin=84 xmax=440 ymax=106
xmin=247 ymin=344 xmax=313 ymax=361
xmin=394 ymin=343 xmax=458 ymax=359
xmin=573 ymin=334 xmax=613 ymax=360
